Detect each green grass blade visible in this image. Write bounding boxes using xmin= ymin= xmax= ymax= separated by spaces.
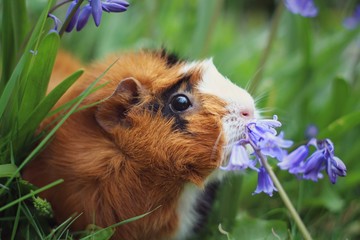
xmin=10 ymin=202 xmax=22 ymax=240
xmin=79 ymin=206 xmax=161 ymax=240
xmin=21 ymin=203 xmax=46 ymax=239
xmin=47 ymin=214 xmax=82 ymax=240
xmin=48 ymin=82 xmax=107 ymax=117
xmin=11 ymin=181 xmax=24 ymax=240
xmin=0 ymin=164 xmax=19 ymax=178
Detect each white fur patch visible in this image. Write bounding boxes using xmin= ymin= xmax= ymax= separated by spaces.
xmin=197 ymin=59 xmax=254 ymax=109
xmin=172 ymin=184 xmax=201 ymax=240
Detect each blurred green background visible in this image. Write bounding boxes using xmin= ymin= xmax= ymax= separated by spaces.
xmin=1 ymin=0 xmax=360 ymax=239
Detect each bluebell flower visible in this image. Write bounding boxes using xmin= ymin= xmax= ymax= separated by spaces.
xmin=247 ymin=116 xmax=292 ymax=161
xmin=49 ymin=0 xmax=129 ymax=33
xmin=301 ymin=150 xmax=325 ymax=181
xmin=313 ymin=139 xmax=346 ymax=183
xmin=246 ymin=116 xmax=280 ymax=145
xmin=305 ymin=124 xmax=318 ymax=139
xmin=102 ymin=0 xmax=130 ymax=12
xmin=48 ymin=14 xmax=62 ymax=32
xmin=220 ymin=144 xmax=257 ymax=171
xmin=257 ymin=131 xmax=292 ymax=161
xmin=65 ymin=0 xmax=80 ymax=32
xmin=221 ymin=115 xmax=292 ymax=196
xmin=278 ymin=145 xmax=309 ymax=174
xmin=221 ymin=114 xmax=346 ymax=197
xmin=327 ymin=156 xmax=347 ymax=184
xmin=91 ymin=0 xmax=103 ymax=26
xmin=253 ymin=167 xmax=277 ymax=197
xmin=278 ymin=138 xmax=346 ymax=183
xmin=76 ymin=4 xmax=92 ymax=31
xmin=343 ymin=5 xmax=360 ymax=29
xmin=284 ymin=0 xmax=318 ymax=18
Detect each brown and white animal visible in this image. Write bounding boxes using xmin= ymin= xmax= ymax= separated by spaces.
xmin=23 ymin=50 xmax=255 ymax=240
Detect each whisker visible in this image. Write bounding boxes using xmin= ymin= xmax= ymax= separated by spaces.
xmin=254 ymin=91 xmax=269 ymax=105
xmin=256 ymin=108 xmax=274 ymax=117
xmin=210 ymin=129 xmax=223 ymax=163
xmin=245 ymin=65 xmax=264 ymax=92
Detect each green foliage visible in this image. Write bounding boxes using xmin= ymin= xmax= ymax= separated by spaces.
xmin=1 ymin=0 xmax=360 ymax=239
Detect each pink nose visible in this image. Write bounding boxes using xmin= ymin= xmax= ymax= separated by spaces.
xmin=240 ymin=109 xmax=254 ymax=119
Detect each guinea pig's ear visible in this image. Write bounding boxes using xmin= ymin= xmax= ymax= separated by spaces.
xmin=95 ymin=77 xmax=141 ymax=132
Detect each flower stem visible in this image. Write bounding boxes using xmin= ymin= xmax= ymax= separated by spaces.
xmin=248 ymin=3 xmax=284 ymax=94
xmin=49 ymin=0 xmax=73 ymax=13
xmin=257 ymin=151 xmax=313 ymax=240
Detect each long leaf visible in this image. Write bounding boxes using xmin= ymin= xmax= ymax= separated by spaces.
xmin=11 ymin=181 xmax=24 ymax=240
xmin=319 ymin=111 xmax=360 ymax=139
xmin=10 ymin=0 xmax=29 ymax=54
xmin=48 ymin=82 xmax=107 ymax=117
xmin=18 ymin=32 xmax=60 ymax=126
xmin=0 ymin=59 xmax=118 ymax=195
xmin=0 ymin=0 xmax=16 ymax=90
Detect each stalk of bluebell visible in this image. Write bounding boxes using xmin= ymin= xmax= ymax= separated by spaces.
xmin=249 ymin=0 xmax=317 ymax=94
xmin=257 ymin=151 xmax=313 ymax=240
xmin=239 ymin=128 xmax=313 ymax=239
xmin=248 ymin=117 xmax=313 ymax=239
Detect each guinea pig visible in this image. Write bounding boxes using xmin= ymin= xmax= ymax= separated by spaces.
xmin=22 ymin=50 xmax=255 ymax=240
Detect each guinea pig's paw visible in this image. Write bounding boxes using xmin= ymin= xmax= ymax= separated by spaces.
xmin=95 ymin=77 xmax=142 ymax=131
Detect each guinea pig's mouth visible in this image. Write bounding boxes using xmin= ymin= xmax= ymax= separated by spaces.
xmin=219 ymin=125 xmax=248 ymax=168
xmin=218 ymin=109 xmax=258 ymax=169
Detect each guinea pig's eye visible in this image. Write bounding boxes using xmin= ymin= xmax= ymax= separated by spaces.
xmin=169 ymin=94 xmax=192 ymax=113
